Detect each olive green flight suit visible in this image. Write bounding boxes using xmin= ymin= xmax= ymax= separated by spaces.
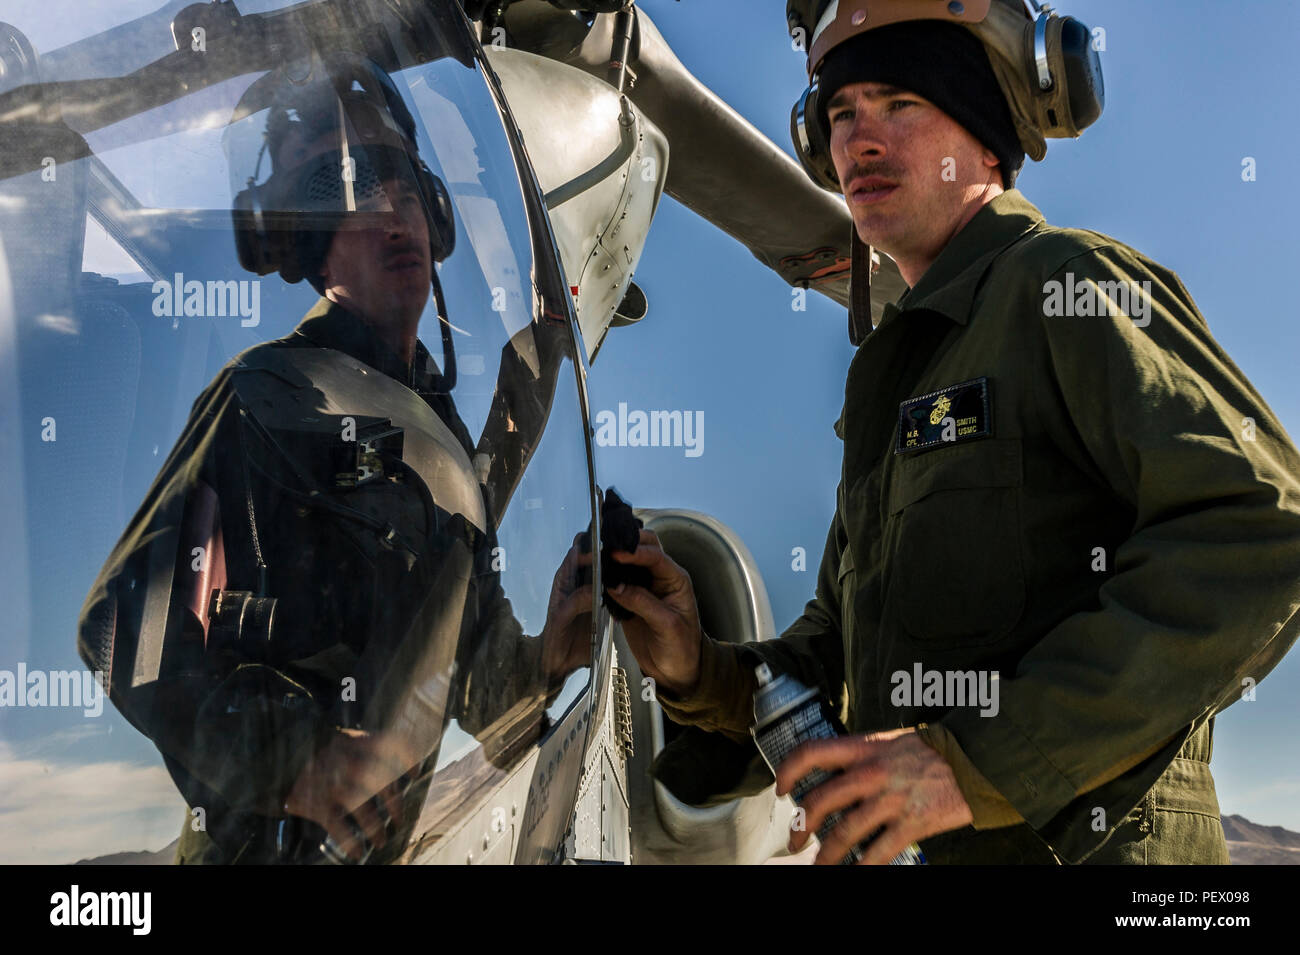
xmin=654 ymin=190 xmax=1300 ymax=864
xmin=80 ymin=299 xmax=558 ymax=864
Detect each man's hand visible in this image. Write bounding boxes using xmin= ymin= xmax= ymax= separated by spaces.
xmin=284 ymin=727 xmax=422 ymax=862
xmin=776 ymin=726 xmax=974 ymax=864
xmin=607 ymin=529 xmax=704 ymax=697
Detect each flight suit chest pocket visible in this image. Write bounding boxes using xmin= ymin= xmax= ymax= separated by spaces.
xmin=881 ymin=438 xmax=1025 ymax=649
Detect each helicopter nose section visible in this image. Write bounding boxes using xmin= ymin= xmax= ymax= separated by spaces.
xmin=485 ymin=47 xmax=668 ymax=363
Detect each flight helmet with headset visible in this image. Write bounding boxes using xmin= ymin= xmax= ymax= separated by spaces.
xmin=788 ymin=0 xmax=1105 ymax=191
xmin=785 ymin=1 xmax=1105 ymax=339
xmin=231 ymin=52 xmax=457 ymax=293
xmin=228 ymin=52 xmax=459 ymax=383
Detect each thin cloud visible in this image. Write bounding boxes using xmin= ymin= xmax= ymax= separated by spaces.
xmin=0 ymin=741 xmax=186 ymax=865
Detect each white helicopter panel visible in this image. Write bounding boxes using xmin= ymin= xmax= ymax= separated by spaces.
xmin=485 ymin=46 xmax=668 ymax=361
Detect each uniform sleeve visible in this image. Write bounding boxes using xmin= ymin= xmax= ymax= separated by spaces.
xmin=652 ymin=497 xmax=850 ymax=798
xmin=650 ymin=631 xmax=756 ymax=745
xmin=940 ymin=244 xmax=1300 ymax=831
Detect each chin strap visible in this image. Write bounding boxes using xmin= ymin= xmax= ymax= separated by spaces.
xmin=848 ymin=229 xmax=874 ymax=346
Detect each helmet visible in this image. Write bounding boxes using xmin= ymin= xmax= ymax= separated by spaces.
xmin=230 ymin=53 xmax=457 ymax=290
xmin=787 ymin=0 xmax=1104 ymax=192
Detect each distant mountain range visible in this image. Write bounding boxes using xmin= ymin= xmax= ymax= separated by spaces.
xmin=74 ymin=839 xmax=178 ymax=865
xmin=73 ymin=815 xmax=1300 ymax=864
xmin=1221 ymin=814 xmax=1300 ymax=865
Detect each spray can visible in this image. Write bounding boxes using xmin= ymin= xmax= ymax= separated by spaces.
xmin=751 ymin=663 xmax=925 ymax=865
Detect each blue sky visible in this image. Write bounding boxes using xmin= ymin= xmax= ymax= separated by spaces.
xmin=588 ymin=0 xmax=1300 ymax=831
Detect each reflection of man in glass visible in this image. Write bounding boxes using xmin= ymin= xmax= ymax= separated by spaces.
xmin=77 ymin=55 xmax=590 ymax=864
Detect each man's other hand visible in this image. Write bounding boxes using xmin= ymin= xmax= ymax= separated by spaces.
xmin=608 ymin=529 xmax=704 ymax=698
xmin=776 ymin=726 xmax=974 ymax=864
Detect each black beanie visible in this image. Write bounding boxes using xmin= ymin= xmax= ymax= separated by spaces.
xmin=817 ymin=20 xmax=1024 ymax=187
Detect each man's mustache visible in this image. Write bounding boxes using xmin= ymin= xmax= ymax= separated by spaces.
xmin=844 ymin=162 xmax=905 ymax=184
xmin=384 ymin=241 xmax=426 ymax=264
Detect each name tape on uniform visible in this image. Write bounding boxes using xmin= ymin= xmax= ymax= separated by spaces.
xmin=896 ymin=377 xmax=992 ymax=453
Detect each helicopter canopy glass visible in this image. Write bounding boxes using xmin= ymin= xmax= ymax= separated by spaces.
xmin=0 ymin=0 xmax=597 ymax=865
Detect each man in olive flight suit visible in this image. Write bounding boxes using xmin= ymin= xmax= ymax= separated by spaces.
xmin=77 ymin=56 xmax=588 ymax=864
xmin=608 ymin=6 xmax=1300 ymax=863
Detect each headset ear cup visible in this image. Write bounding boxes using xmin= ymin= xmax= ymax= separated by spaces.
xmin=1056 ymin=16 xmax=1104 ymax=132
xmin=1025 ymin=13 xmax=1104 ymax=139
xmin=285 ymin=226 xmax=333 ymax=287
xmin=233 ymin=182 xmax=337 ymax=286
xmin=278 ymin=229 xmax=305 ymax=284
xmin=790 ymin=85 xmax=840 ymax=192
xmin=419 ymin=165 xmax=456 ymax=262
xmin=233 ymin=184 xmax=275 ymax=275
